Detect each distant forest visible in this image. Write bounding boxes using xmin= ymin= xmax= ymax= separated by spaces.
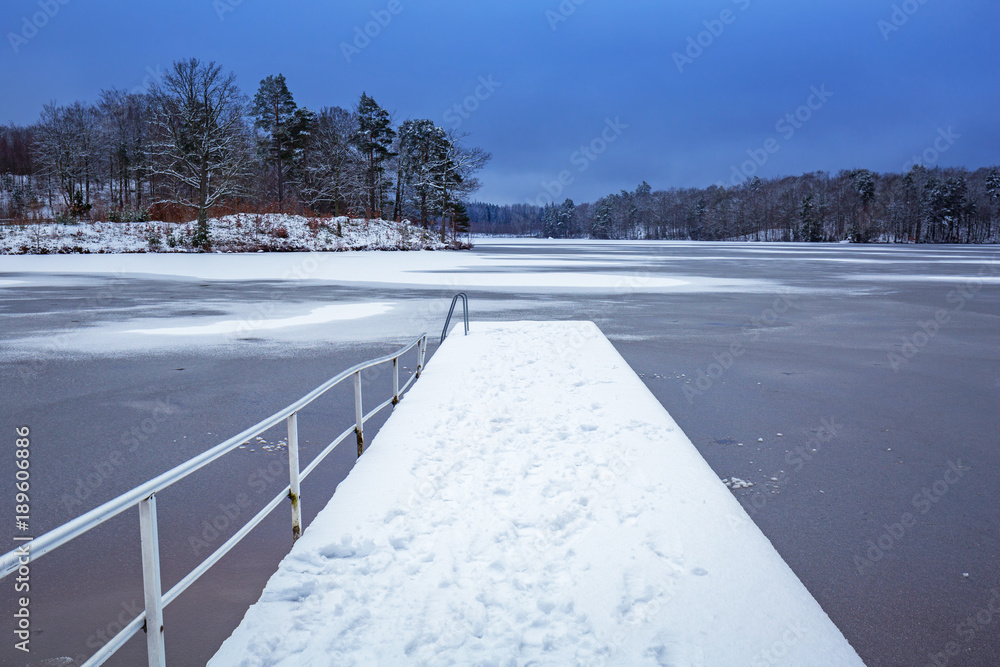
xmin=3 ymin=61 xmax=997 ymax=245
xmin=471 ymin=166 xmax=1000 ymax=243
xmin=0 ymin=58 xmax=488 ymax=245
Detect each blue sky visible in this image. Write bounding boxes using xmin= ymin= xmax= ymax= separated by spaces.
xmin=1 ymin=0 xmax=997 ymax=204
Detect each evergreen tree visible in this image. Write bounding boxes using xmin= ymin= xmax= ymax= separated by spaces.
xmin=541 ymin=204 xmax=556 ymax=237
xmin=849 ymin=169 xmax=876 ymax=242
xmin=450 ymin=200 xmax=471 ymax=240
xmin=556 ymin=198 xmax=575 ymax=237
xmin=351 ymin=93 xmax=396 ymax=218
xmin=591 ymin=197 xmax=613 ymax=239
xmin=987 ymin=168 xmax=1000 ymax=241
xmin=903 ymin=166 xmax=924 ymax=241
xmin=397 ymin=119 xmax=448 ymax=226
xmin=800 ymin=193 xmax=823 ymax=242
xmin=987 ymin=168 xmax=1000 ymax=201
xmin=251 ymin=74 xmax=313 ymax=210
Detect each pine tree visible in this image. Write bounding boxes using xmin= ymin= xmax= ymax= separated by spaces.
xmin=849 ymin=169 xmax=876 ymax=242
xmin=450 ymin=200 xmax=471 ymax=241
xmin=556 ymin=198 xmax=575 ymax=237
xmin=541 ymin=204 xmax=557 ymax=237
xmin=252 ymin=74 xmax=313 ymax=211
xmin=351 ymin=93 xmax=396 ymax=218
xmin=591 ymin=197 xmax=613 ymax=239
xmin=799 ymin=193 xmax=823 ymax=242
xmin=397 ymin=119 xmax=448 ymax=226
xmin=987 ymin=168 xmax=1000 ymax=241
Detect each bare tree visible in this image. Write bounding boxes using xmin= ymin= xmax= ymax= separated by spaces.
xmin=0 ymin=124 xmax=36 ymax=219
xmin=98 ymin=89 xmax=153 ymax=210
xmin=148 ymin=58 xmax=251 ymax=246
xmin=433 ymin=131 xmax=490 ymax=241
xmin=33 ymin=102 xmax=100 ymax=217
xmin=297 ymin=106 xmax=363 ymax=215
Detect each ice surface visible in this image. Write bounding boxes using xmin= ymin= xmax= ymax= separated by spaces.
xmin=0 ymin=247 xmax=777 ymax=292
xmin=124 ymin=303 xmax=393 ymax=336
xmin=210 ymin=322 xmax=864 ymax=666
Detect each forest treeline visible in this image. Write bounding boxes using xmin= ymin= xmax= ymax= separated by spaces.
xmin=4 ymin=60 xmax=997 ymax=245
xmin=471 ymin=166 xmax=1000 ymax=243
xmin=0 ymin=58 xmax=489 ymax=246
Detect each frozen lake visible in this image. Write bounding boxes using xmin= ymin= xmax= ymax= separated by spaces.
xmin=2 ymin=240 xmax=999 ymax=666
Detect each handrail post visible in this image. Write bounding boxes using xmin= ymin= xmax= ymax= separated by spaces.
xmin=462 ymin=293 xmax=469 ymax=336
xmin=417 ymin=336 xmax=426 ymax=377
xmin=392 ymin=357 xmax=400 ymax=405
xmin=138 ymin=495 xmax=166 ymax=667
xmin=354 ymin=371 xmax=364 ymax=457
xmin=287 ymin=412 xmax=302 ymax=541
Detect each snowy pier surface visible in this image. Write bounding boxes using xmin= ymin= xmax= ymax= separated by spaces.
xmin=211 ymin=322 xmax=863 ymax=666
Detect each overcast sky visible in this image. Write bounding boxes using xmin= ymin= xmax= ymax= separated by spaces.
xmin=1 ymin=0 xmax=997 ymax=204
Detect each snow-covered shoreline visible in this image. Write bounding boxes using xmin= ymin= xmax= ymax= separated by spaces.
xmin=0 ymin=214 xmax=464 ymax=254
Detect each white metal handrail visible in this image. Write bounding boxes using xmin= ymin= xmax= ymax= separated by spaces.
xmin=0 ymin=334 xmax=427 ymax=666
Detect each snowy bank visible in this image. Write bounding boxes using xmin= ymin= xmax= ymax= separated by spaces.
xmin=0 ymin=214 xmax=459 ymax=254
xmin=211 ymin=322 xmax=863 ymax=666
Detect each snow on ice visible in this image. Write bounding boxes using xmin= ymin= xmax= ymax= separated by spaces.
xmin=124 ymin=303 xmax=393 ymax=336
xmin=0 ymin=239 xmax=781 ymax=293
xmin=210 ymin=321 xmax=863 ymax=666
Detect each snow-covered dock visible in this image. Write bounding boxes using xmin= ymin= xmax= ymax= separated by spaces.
xmin=210 ymin=322 xmax=863 ymax=666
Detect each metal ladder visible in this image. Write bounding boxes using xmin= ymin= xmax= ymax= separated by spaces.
xmin=440 ymin=292 xmax=470 ymax=343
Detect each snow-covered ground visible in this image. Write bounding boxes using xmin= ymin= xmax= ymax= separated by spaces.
xmin=210 ymin=322 xmax=863 ymax=666
xmin=0 ymin=214 xmax=454 ymax=254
